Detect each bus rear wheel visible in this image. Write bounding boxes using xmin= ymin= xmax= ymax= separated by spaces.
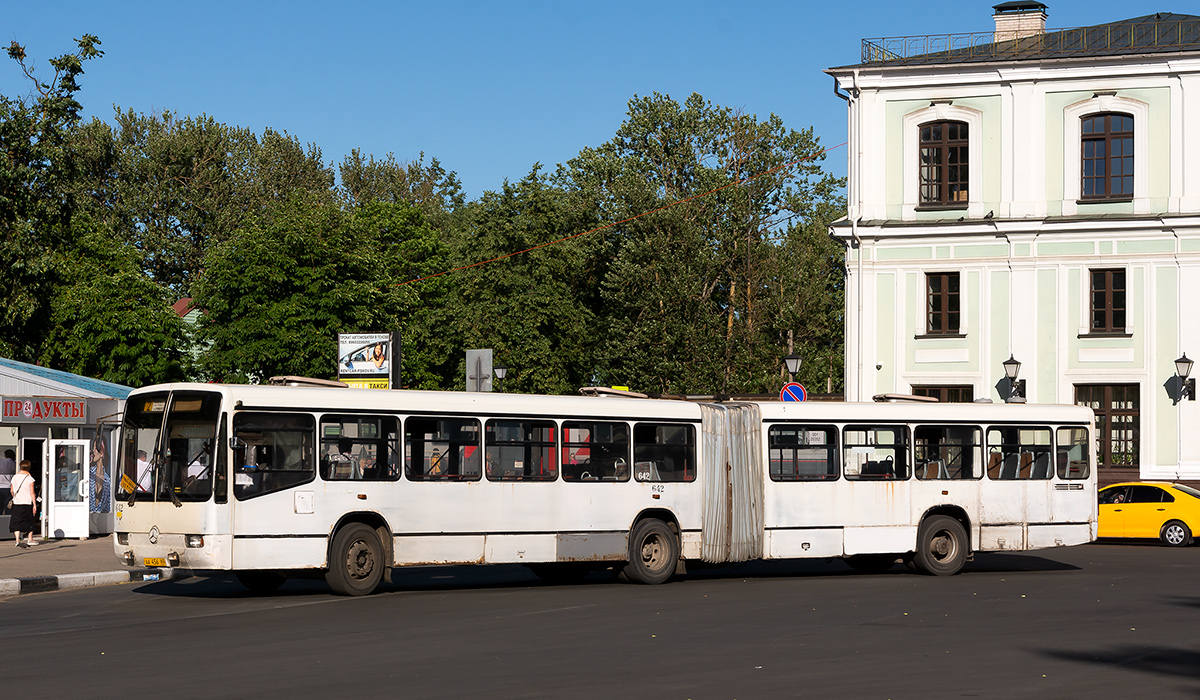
xmin=622 ymin=519 xmax=678 ymax=585
xmin=326 ymin=523 xmax=385 ymax=596
xmin=236 ymin=570 xmax=286 ymax=594
xmin=912 ymin=515 xmax=968 ymax=576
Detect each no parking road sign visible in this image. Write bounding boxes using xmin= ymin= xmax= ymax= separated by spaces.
xmin=780 ymin=382 xmax=807 ymax=402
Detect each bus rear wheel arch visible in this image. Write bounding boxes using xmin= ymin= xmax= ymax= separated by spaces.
xmin=326 ymin=522 xmax=386 ymax=595
xmin=912 ymin=515 xmax=968 ymax=576
xmin=622 ymin=518 xmax=679 ymax=585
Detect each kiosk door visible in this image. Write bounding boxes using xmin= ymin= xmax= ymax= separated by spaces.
xmin=47 ymin=439 xmax=90 ymax=539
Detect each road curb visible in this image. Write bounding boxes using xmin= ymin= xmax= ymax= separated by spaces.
xmin=0 ymin=567 xmax=187 ymax=597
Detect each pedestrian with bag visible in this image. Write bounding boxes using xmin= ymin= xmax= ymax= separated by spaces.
xmin=9 ymin=459 xmax=39 ymax=548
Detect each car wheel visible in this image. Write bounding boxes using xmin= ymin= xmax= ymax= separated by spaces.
xmin=1160 ymin=520 xmax=1192 ymax=547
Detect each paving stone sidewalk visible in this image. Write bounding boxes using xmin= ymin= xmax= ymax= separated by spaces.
xmin=0 ymin=535 xmax=177 ymax=596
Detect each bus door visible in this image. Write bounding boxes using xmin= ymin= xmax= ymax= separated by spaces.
xmin=1051 ymin=426 xmax=1094 ymax=531
xmin=47 ymin=439 xmax=90 ymax=539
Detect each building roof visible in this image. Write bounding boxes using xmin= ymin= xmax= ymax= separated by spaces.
xmin=840 ymin=12 xmax=1200 ymax=69
xmin=0 ymin=356 xmax=132 ymax=400
xmin=171 ymin=297 xmax=195 ymax=317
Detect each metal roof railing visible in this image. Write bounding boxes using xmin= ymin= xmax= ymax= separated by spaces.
xmin=861 ymin=18 xmax=1200 ymax=65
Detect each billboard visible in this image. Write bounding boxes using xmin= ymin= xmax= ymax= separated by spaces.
xmin=337 ymin=333 xmax=397 ymax=389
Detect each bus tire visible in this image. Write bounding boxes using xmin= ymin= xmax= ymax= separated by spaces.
xmin=236 ymin=570 xmax=286 ymax=594
xmin=325 ymin=523 xmax=385 ymax=596
xmin=1161 ymin=520 xmax=1191 ymax=547
xmin=912 ymin=515 xmax=968 ymax=576
xmin=622 ymin=519 xmax=678 ymax=585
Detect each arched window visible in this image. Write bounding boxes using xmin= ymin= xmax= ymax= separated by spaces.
xmin=1081 ymin=113 xmax=1133 ymax=200
xmin=918 ymin=121 xmax=969 ymax=207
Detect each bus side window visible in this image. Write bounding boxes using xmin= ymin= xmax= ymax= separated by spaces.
xmin=842 ymin=425 xmax=910 ymax=480
xmin=914 ymin=425 xmax=982 ymax=480
xmin=633 ymin=423 xmax=695 ymax=483
xmin=768 ymin=425 xmax=838 ymax=481
xmin=232 ymin=412 xmax=315 ymax=499
xmin=986 ymin=427 xmax=1052 ymax=480
xmin=405 ymin=417 xmax=481 ymax=481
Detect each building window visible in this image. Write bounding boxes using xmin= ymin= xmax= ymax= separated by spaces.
xmin=919 ymin=121 xmax=969 ymax=207
xmin=926 ymin=272 xmax=960 ymax=334
xmin=1075 ymin=384 xmax=1139 ymax=469
xmin=912 ymin=385 xmax=974 ymax=403
xmin=1081 ymin=113 xmax=1133 ymax=200
xmin=1089 ymin=268 xmax=1126 ymax=333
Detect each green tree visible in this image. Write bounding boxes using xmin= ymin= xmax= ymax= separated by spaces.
xmin=0 ymin=35 xmax=102 ymax=359
xmin=339 ymin=150 xmax=464 ymax=228
xmin=40 ymin=215 xmax=189 ymax=385
xmin=447 ymin=166 xmax=600 ymax=394
xmin=192 ymin=197 xmax=450 ymax=384
xmin=560 ymin=92 xmax=845 ymax=395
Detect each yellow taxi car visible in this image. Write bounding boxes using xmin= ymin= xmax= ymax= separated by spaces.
xmin=1098 ymin=482 xmax=1200 ymax=546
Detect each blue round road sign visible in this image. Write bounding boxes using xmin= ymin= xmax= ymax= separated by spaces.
xmin=780 ymin=382 xmax=807 ymax=402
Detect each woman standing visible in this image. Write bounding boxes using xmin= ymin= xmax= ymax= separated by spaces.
xmin=9 ymin=459 xmax=38 ymax=548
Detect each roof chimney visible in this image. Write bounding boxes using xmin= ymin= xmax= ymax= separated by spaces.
xmin=992 ymin=2 xmax=1048 ymax=43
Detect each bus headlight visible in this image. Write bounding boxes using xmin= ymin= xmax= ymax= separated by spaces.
xmin=117 ymin=532 xmax=129 ymax=545
xmin=186 ymin=535 xmax=204 ymax=548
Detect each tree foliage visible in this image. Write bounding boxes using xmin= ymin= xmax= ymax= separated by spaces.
xmin=192 ymin=197 xmax=449 ymax=384
xmin=560 ymin=92 xmax=845 ymax=395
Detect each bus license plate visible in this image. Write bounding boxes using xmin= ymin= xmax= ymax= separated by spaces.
xmin=144 ymin=557 xmax=167 ymax=567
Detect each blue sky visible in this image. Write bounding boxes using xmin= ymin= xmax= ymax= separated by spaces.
xmin=3 ymin=0 xmax=1158 ymax=198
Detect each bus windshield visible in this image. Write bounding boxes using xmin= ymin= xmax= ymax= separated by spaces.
xmin=119 ymin=390 xmax=222 ymax=503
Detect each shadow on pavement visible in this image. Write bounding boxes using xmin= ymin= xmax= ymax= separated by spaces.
xmin=127 ymin=549 xmax=1081 ymax=599
xmin=1043 ymin=644 xmax=1200 ymax=687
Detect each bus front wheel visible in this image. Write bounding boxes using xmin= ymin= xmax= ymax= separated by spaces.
xmin=622 ymin=519 xmax=678 ymax=585
xmin=912 ymin=515 xmax=968 ymax=576
xmin=326 ymin=523 xmax=385 ymax=595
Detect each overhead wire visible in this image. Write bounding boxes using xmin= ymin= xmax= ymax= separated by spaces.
xmin=396 ymin=141 xmax=847 ymax=287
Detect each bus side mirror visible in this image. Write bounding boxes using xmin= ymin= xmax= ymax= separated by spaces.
xmin=230 ymin=437 xmax=247 ymax=450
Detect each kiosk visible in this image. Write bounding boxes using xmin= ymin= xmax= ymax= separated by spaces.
xmin=0 ymin=357 xmax=129 ymax=540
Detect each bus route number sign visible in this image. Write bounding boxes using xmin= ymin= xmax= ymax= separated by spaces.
xmin=780 ymin=382 xmax=807 ymax=402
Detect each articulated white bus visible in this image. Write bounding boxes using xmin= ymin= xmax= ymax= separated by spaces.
xmin=112 ymin=383 xmax=1097 ymax=595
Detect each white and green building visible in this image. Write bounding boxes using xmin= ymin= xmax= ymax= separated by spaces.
xmin=826 ymin=4 xmax=1200 ymax=484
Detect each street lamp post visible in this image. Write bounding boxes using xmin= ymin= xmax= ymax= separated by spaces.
xmin=1175 ymin=353 xmax=1194 ymax=402
xmin=1002 ymin=355 xmax=1025 ymax=403
xmin=493 ymin=362 xmax=508 ymax=393
xmin=783 ymin=354 xmax=802 ymax=384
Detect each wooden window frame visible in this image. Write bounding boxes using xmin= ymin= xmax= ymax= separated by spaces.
xmin=1080 ymin=112 xmax=1134 ymax=201
xmin=925 ymin=272 xmax=961 ymax=335
xmin=1089 ymin=268 xmax=1126 ymax=334
xmin=911 ymin=385 xmax=975 ymax=403
xmin=1075 ymin=384 xmax=1139 ymax=469
xmin=918 ymin=120 xmax=969 ymax=208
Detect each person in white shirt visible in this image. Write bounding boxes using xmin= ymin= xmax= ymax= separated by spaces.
xmin=135 ymin=450 xmax=152 ymax=492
